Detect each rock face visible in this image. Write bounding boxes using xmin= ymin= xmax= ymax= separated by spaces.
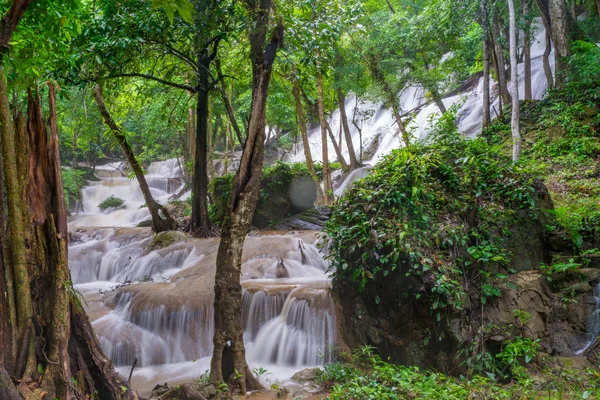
xmin=336 ymin=267 xmax=599 ymax=373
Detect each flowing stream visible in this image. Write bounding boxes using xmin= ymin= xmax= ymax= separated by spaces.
xmin=68 ymin=160 xmax=337 ymax=396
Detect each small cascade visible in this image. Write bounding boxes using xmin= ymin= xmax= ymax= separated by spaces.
xmin=576 ymin=283 xmax=600 ymax=355
xmin=248 ymin=284 xmax=336 ymax=366
xmin=69 ymin=158 xmax=184 ymax=227
xmin=289 ymin=18 xmax=554 ymax=171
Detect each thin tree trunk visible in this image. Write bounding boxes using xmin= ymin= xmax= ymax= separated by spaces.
xmin=543 ymin=31 xmax=554 ymax=89
xmin=292 ymin=73 xmax=324 ymax=204
xmin=93 ymin=83 xmax=176 ymax=232
xmin=508 ymin=0 xmax=521 ymax=161
xmin=209 ymin=1 xmax=283 ymax=392
xmin=483 ymin=36 xmax=492 ymax=128
xmin=337 ymin=88 xmax=359 ymax=169
xmin=570 ymin=0 xmax=576 ymax=20
xmin=549 ymin=0 xmax=571 ymax=88
xmin=216 ymin=59 xmax=245 ymax=146
xmin=325 ymin=119 xmax=349 ymax=171
xmin=190 ymin=52 xmax=218 ymax=237
xmin=491 ymin=11 xmax=511 ymax=106
xmin=316 ymin=50 xmax=335 ymax=205
xmin=523 ymin=0 xmax=533 ymax=99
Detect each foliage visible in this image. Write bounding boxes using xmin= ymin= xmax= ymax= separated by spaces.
xmin=98 ymin=195 xmax=125 ymax=211
xmin=326 ymin=111 xmax=541 ymax=315
xmin=210 ymin=162 xmax=316 ymax=227
xmin=320 ymin=345 xmax=600 ymax=399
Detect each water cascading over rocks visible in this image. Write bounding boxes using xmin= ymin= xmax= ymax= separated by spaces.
xmin=67 ymin=159 xmax=338 ymax=396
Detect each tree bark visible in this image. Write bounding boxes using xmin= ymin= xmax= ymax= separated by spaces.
xmin=337 ymin=88 xmax=359 ymax=170
xmin=292 ymin=73 xmax=324 ymax=204
xmin=508 ymin=0 xmax=521 ymax=161
xmin=190 ymin=51 xmax=218 ymax=237
xmin=491 ymin=10 xmax=511 ymax=106
xmin=209 ymin=0 xmax=283 ymax=393
xmin=216 ymin=59 xmax=245 ymax=147
xmin=549 ymin=0 xmax=571 ymax=88
xmin=1 ymin=79 xmax=138 ymax=399
xmin=316 ymin=50 xmax=335 ymax=205
xmin=325 ymin=118 xmax=349 ymax=171
xmin=482 ymin=36 xmax=492 ymax=128
xmin=543 ymin=31 xmax=554 ymax=89
xmin=93 ymin=83 xmax=177 ymax=232
xmin=523 ymin=0 xmax=533 ymax=99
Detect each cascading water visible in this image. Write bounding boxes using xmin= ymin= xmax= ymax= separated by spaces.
xmin=291 ymin=18 xmax=554 ymax=196
xmin=68 ymin=159 xmax=336 ymax=396
xmin=576 ymin=282 xmax=600 ymax=355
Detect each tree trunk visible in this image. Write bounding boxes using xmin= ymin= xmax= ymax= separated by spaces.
xmin=336 ymin=89 xmax=359 ymax=169
xmin=491 ymin=11 xmax=511 ymax=106
xmin=216 ymin=59 xmax=245 ymax=147
xmin=316 ymin=51 xmax=335 ymax=205
xmin=549 ymin=0 xmax=571 ymax=88
xmin=209 ymin=0 xmax=283 ymax=393
xmin=93 ymin=83 xmax=177 ymax=232
xmin=292 ymin=73 xmax=324 ymax=204
xmin=190 ymin=53 xmax=218 ymax=237
xmin=483 ymin=35 xmax=492 ymax=128
xmin=523 ymin=0 xmax=533 ymax=99
xmin=325 ymin=119 xmax=349 ymax=171
xmin=543 ymin=31 xmax=554 ymax=89
xmin=0 ymin=77 xmax=138 ymax=399
xmin=508 ymin=0 xmax=522 ymax=161
xmin=570 ymin=0 xmax=576 ymax=20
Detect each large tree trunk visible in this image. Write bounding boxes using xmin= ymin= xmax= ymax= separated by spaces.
xmin=549 ymin=0 xmax=571 ymax=88
xmin=523 ymin=0 xmax=533 ymax=99
xmin=93 ymin=84 xmax=177 ymax=232
xmin=508 ymin=0 xmax=522 ymax=161
xmin=209 ymin=0 xmax=283 ymax=393
xmin=190 ymin=54 xmax=218 ymax=237
xmin=316 ymin=50 xmax=335 ymax=205
xmin=491 ymin=10 xmax=511 ymax=106
xmin=292 ymin=73 xmax=324 ymax=204
xmin=0 ymin=76 xmax=138 ymax=399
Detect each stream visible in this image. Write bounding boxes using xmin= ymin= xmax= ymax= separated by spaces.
xmin=68 ymin=160 xmax=336 ymax=397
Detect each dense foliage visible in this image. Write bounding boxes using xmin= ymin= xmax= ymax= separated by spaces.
xmin=326 ymin=111 xmax=543 ymax=313
xmin=320 ymin=346 xmax=600 ymax=399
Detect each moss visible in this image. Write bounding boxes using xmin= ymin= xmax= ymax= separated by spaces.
xmin=148 ymin=230 xmax=189 ymax=251
xmin=98 ymin=195 xmax=125 ymax=211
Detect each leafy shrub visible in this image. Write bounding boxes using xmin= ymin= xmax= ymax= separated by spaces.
xmin=98 ymin=195 xmax=125 ymax=211
xmin=326 ymin=112 xmax=542 ymax=315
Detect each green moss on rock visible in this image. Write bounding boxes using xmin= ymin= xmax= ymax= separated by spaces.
xmin=98 ymin=195 xmax=125 ymax=211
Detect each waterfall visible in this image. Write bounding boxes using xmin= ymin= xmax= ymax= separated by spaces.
xmin=292 ymin=18 xmax=554 ymax=196
xmin=576 ymin=283 xmax=600 ymax=355
xmin=68 ymin=163 xmax=336 ymax=396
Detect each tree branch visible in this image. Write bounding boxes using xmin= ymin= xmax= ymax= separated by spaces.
xmin=0 ymin=0 xmax=32 ymax=57
xmin=104 ymin=73 xmax=196 ymax=92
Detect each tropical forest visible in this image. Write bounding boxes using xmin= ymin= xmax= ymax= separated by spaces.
xmin=0 ymin=0 xmax=599 ymax=399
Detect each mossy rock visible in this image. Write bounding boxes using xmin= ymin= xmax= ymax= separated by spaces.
xmin=148 ymin=230 xmax=189 ymax=251
xmin=210 ymin=162 xmax=318 ymax=228
xmin=98 ymin=195 xmax=125 ymax=211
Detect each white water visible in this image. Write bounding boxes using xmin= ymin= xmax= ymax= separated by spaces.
xmin=68 ymin=159 xmax=336 ymax=396
xmin=576 ymin=282 xmax=600 ymax=355
xmin=291 ymin=19 xmax=554 ymax=196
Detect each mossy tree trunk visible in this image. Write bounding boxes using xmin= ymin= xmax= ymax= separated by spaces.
xmin=93 ymin=83 xmax=177 ymax=233
xmin=291 ymin=72 xmax=324 ymax=205
xmin=0 ymin=73 xmax=138 ymax=398
xmin=491 ymin=9 xmax=511 ymax=106
xmin=209 ymin=0 xmax=283 ymax=393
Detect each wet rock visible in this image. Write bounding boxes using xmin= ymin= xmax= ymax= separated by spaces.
xmin=291 ymin=367 xmax=321 ymax=383
xmin=150 ymin=382 xmax=216 ymax=400
xmin=274 ymin=207 xmax=332 ymax=231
